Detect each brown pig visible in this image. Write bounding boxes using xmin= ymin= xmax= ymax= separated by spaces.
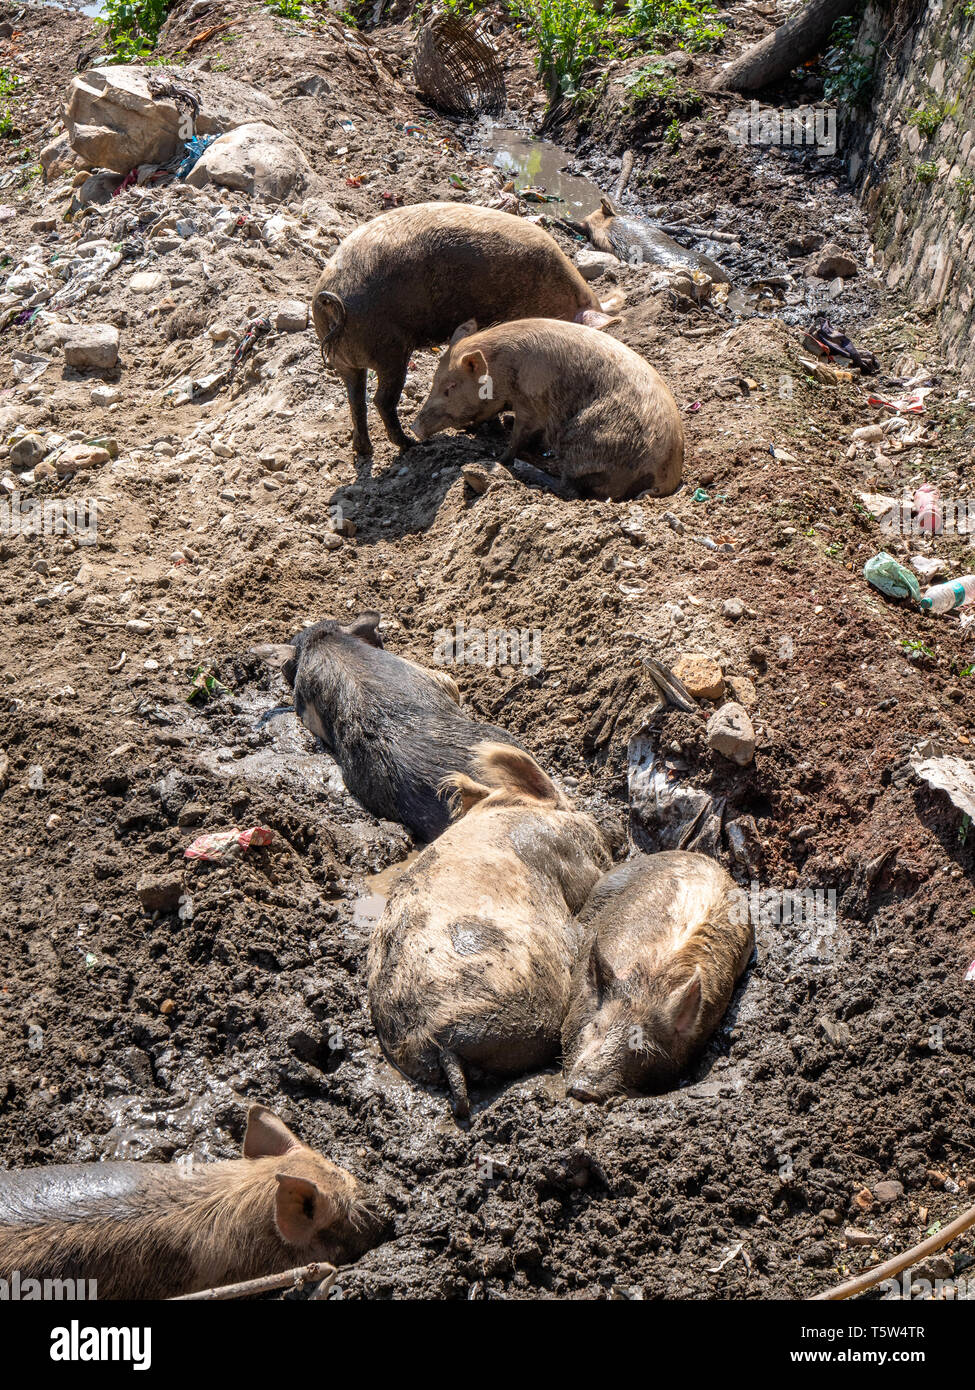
xmin=412 ymin=317 xmax=684 ymax=500
xmin=312 ymin=202 xmax=621 ymax=458
xmin=562 ymin=852 xmax=753 ymax=1103
xmin=367 ymin=742 xmax=612 ymax=1117
xmin=0 ymin=1105 xmax=383 ymax=1299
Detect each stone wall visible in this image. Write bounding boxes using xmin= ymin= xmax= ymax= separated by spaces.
xmin=848 ymin=1 xmax=975 ymax=371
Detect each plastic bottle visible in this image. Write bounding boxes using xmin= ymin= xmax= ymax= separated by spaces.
xmin=919 ymin=576 xmax=975 ymax=613
xmin=913 ymin=484 xmax=942 ymax=536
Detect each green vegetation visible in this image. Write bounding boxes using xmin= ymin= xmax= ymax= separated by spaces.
xmin=0 ymin=65 xmax=19 ymax=139
xmin=915 ymin=160 xmax=939 ymax=183
xmin=507 ymin=0 xmax=723 ymax=101
xmin=908 ymin=96 xmax=956 ymax=138
xmin=265 ymin=0 xmax=305 ymax=17
xmin=96 ymin=0 xmax=173 ymax=62
xmin=822 ymin=11 xmax=877 ymax=108
xmin=664 ymin=116 xmax=681 ymax=146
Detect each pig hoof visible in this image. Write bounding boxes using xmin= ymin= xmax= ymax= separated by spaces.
xmin=439 ymin=1047 xmax=470 ymax=1119
xmin=393 ymin=432 xmax=416 ymax=453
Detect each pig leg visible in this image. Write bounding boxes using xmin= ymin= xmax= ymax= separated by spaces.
xmin=338 ymin=366 xmax=371 ymax=458
xmin=498 ymin=410 xmax=544 ymax=467
xmin=373 ymin=352 xmax=414 ymax=452
xmin=439 ymin=1047 xmax=470 ymax=1119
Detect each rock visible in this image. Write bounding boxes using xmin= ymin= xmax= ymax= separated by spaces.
xmin=0 ymin=750 xmax=8 ymax=790
xmin=807 ymin=243 xmax=857 ymax=280
xmin=40 ymin=131 xmax=83 ymax=181
xmin=136 ymin=872 xmax=182 ymax=914
xmin=726 ymin=674 xmax=757 ymax=708
xmin=275 ymin=299 xmax=308 ymax=333
xmin=56 ymin=445 xmax=110 ymax=475
xmin=873 ymin=1180 xmax=905 ymax=1205
xmin=672 ymin=655 xmax=725 ymax=701
xmin=90 ymin=385 xmax=120 ymax=407
xmin=62 ymin=324 xmax=119 ymax=372
xmin=10 ymin=434 xmax=47 ymax=470
xmin=65 ymin=65 xmax=281 ymax=174
xmin=129 ymin=271 xmax=167 ymax=295
xmin=34 ymin=461 xmax=57 ymax=483
xmin=75 ymin=172 xmax=124 ymax=207
xmin=706 ymin=702 xmax=756 ymax=766
xmin=912 ymin=1256 xmax=953 ymax=1281
xmin=185 ymin=122 xmax=313 ymax=201
xmin=575 ymin=250 xmax=618 ymax=281
xmin=178 ymin=801 xmax=206 ymax=828
xmin=844 ymin=1228 xmax=876 ymax=1247
xmin=462 ymin=463 xmax=496 ymax=494
xmin=721 ymin=597 xmax=744 ymax=620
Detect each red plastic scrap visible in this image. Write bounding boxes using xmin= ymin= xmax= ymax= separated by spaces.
xmin=184 ymin=826 xmax=274 ymax=862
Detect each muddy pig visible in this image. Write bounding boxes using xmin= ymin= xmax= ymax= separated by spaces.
xmin=312 ymin=201 xmax=622 ymax=457
xmin=575 ymin=197 xmax=731 ymax=284
xmin=562 ymin=851 xmax=753 ymax=1102
xmin=368 ymin=742 xmax=612 ymax=1117
xmin=413 ymin=317 xmax=684 ymax=500
xmin=254 ymin=611 xmax=523 ymax=841
xmin=0 ymin=1105 xmax=383 ymax=1299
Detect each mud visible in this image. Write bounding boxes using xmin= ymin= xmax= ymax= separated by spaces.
xmin=1 ymin=0 xmax=974 ymax=1300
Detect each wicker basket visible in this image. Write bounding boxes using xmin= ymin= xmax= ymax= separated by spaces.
xmin=413 ymin=13 xmax=506 ymax=119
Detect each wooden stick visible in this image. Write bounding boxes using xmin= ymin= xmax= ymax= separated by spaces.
xmin=170 ymin=1260 xmax=336 ymax=1301
xmin=812 ymin=1200 xmax=975 ymax=1300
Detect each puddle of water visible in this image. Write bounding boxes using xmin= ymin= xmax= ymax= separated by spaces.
xmin=352 ymin=851 xmax=421 ymax=931
xmin=483 ymin=126 xmax=602 ymax=219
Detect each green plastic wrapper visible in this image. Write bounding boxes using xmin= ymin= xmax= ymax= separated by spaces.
xmin=863 ymin=551 xmax=921 ymax=601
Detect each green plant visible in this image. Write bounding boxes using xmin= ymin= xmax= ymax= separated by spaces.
xmin=822 ymin=10 xmax=877 ymax=107
xmin=0 ymin=67 xmax=19 ymax=98
xmin=901 ymin=637 xmax=935 ymax=659
xmin=915 ymin=160 xmax=939 ymax=183
xmin=96 ymin=0 xmax=173 ymax=63
xmin=664 ymin=116 xmax=681 ymax=145
xmin=0 ymin=109 xmax=15 ymax=139
xmin=265 ymin=0 xmax=305 ymax=16
xmin=623 ymin=0 xmax=724 ymax=50
xmin=507 ymin=0 xmax=614 ymax=98
xmin=908 ymin=97 xmax=956 ymax=138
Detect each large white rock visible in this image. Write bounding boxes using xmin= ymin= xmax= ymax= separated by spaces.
xmin=65 ymin=65 xmax=281 ymax=174
xmin=185 ymin=123 xmax=313 ymax=200
xmin=62 ymin=323 xmax=119 ymax=372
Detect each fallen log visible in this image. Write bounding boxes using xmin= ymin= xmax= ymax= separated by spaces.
xmin=710 ymin=0 xmax=858 ymax=93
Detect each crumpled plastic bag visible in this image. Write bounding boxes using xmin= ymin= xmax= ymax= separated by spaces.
xmin=184 ymin=826 xmax=274 ymax=862
xmin=863 ymin=551 xmax=920 ymax=601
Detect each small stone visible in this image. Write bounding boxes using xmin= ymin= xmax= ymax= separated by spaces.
xmin=726 ymin=674 xmax=757 ymax=707
xmin=61 ymin=323 xmax=119 ymax=371
xmin=56 ymin=445 xmax=110 ymax=476
xmin=178 ymin=801 xmax=206 ymax=828
xmin=721 ymin=597 xmax=744 ymax=621
xmin=575 ymin=250 xmax=618 ymax=281
xmin=126 ymin=618 xmax=153 ymax=634
xmin=130 ymin=271 xmax=166 ymax=294
xmin=209 ymin=324 xmax=234 ymax=342
xmin=706 ymin=702 xmax=756 ymax=766
xmin=34 ymin=460 xmax=57 ymax=483
xmin=136 ymin=872 xmax=182 ymax=914
xmin=159 ymin=998 xmax=176 ymax=1015
xmin=844 ymin=1228 xmax=876 ymax=1247
xmin=873 ymin=1180 xmax=905 ymax=1205
xmin=672 ymin=655 xmax=725 ymax=701
xmin=462 ymin=463 xmax=494 ymax=494
xmin=10 ymin=434 xmax=47 ymax=469
xmin=91 ymin=385 xmax=120 ymax=407
xmin=275 ymin=299 xmax=308 ymax=332
xmin=807 ymin=243 xmax=857 ymax=279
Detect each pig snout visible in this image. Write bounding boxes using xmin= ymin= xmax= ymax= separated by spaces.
xmin=564 ymin=1036 xmax=623 ymax=1105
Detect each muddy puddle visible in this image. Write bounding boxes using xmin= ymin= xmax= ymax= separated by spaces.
xmin=479 ymin=123 xmax=603 ymax=218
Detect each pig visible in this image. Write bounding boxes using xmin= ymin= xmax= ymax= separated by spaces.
xmin=562 ymin=851 xmax=754 ymax=1103
xmin=0 ymin=1105 xmax=383 ymax=1300
xmin=572 ymin=196 xmax=731 ymax=284
xmin=253 ymin=611 xmax=523 ymax=841
xmin=312 ymin=201 xmax=622 ymax=458
xmin=367 ymin=742 xmax=612 ymax=1117
xmin=412 ymin=317 xmax=684 ymax=500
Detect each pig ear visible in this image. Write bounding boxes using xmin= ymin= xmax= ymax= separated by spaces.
xmin=274 ymin=1175 xmax=338 ymax=1246
xmin=441 ymin=772 xmax=492 ymax=818
xmin=343 ymin=611 xmax=383 ymax=647
xmin=599 ymin=197 xmax=615 ymax=217
xmin=589 ymin=948 xmax=615 ymax=994
xmin=458 ymin=349 xmax=488 ymax=378
xmin=449 ymin=318 xmax=478 ymax=346
xmin=471 ymin=743 xmax=566 ymax=806
xmin=243 ymin=1105 xmax=302 ymax=1159
xmin=251 ymin=643 xmax=298 ymax=668
xmin=576 ymin=308 xmax=620 ymax=331
xmin=668 ymin=972 xmax=702 ymax=1036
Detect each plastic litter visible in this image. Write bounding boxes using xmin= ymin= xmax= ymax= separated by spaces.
xmin=918 ymin=576 xmax=975 ymax=614
xmin=913 ymin=484 xmax=942 ymax=535
xmin=184 ymin=827 xmax=274 ymax=862
xmin=866 ymin=389 xmax=931 ymax=413
xmin=863 ymin=551 xmax=921 ymax=601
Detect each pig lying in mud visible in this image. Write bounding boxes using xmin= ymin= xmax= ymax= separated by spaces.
xmin=0 ymin=1105 xmax=382 ymax=1300
xmin=368 ymin=742 xmax=612 ymax=1118
xmin=571 ymin=197 xmax=730 ymax=284
xmin=312 ymin=201 xmax=622 ymax=458
xmin=254 ymin=611 xmax=522 ymax=841
xmin=562 ymin=852 xmax=754 ymax=1103
xmin=413 ymin=317 xmax=684 ymax=500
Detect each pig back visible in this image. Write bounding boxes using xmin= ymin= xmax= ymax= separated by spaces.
xmin=0 ymin=1160 xmax=179 ymax=1230
xmin=319 ymin=203 xmax=598 ymax=353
